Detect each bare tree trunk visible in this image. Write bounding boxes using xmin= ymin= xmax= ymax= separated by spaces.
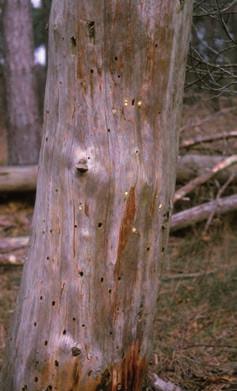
xmin=1 ymin=153 xmax=237 ymax=193
xmin=3 ymin=0 xmax=41 ymax=165
xmin=1 ymin=1 xmax=193 ymax=390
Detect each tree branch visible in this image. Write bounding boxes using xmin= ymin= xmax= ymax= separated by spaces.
xmin=171 ymin=194 xmax=237 ymax=231
xmin=180 ymin=131 xmax=237 ymax=148
xmin=174 ymin=155 xmax=237 ymax=202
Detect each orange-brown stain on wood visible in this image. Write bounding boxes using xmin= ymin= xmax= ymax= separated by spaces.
xmin=85 ymin=202 xmax=89 ymax=217
xmin=117 ymin=186 xmax=136 ymax=260
xmin=95 ymin=341 xmax=146 ymax=391
xmin=149 ymin=190 xmax=157 ymax=216
xmin=112 ymin=341 xmax=146 ymax=391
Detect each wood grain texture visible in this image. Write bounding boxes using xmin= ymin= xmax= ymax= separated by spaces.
xmin=2 ymin=153 xmax=237 ymax=193
xmin=1 ymin=1 xmax=193 ymax=390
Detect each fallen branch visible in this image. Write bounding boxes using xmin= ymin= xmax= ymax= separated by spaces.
xmin=162 ymin=270 xmax=217 ymax=281
xmin=1 ymin=195 xmax=237 ymax=265
xmin=176 ymin=154 xmax=237 ymax=184
xmin=171 ymin=194 xmax=237 ymax=231
xmin=0 ymin=236 xmax=29 ymax=252
xmin=1 ymin=156 xmax=237 ymax=192
xmin=149 ymin=372 xmax=184 ymax=391
xmin=180 ymin=130 xmax=237 ymax=149
xmin=174 ymin=155 xmax=237 ymax=202
xmin=0 ymin=165 xmax=38 ymax=192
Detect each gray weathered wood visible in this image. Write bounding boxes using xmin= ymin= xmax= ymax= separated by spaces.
xmin=0 ymin=165 xmax=38 ymax=192
xmin=174 ymin=155 xmax=237 ymax=202
xmin=0 ymin=236 xmax=29 ymax=252
xmin=1 ymin=154 xmax=237 ymax=193
xmin=171 ymin=194 xmax=237 ymax=231
xmin=1 ymin=1 xmax=193 ymax=390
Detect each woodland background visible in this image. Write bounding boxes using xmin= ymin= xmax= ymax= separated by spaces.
xmin=0 ymin=1 xmax=237 ymax=390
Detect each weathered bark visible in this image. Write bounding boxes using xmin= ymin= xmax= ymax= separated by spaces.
xmin=0 ymin=165 xmax=38 ymax=192
xmin=3 ymin=0 xmax=41 ymax=165
xmin=171 ymin=194 xmax=237 ymax=231
xmin=1 ymin=1 xmax=193 ymax=390
xmin=2 ymin=153 xmax=237 ymax=192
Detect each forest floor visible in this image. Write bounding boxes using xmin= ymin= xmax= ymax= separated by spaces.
xmin=0 ymin=95 xmax=237 ymax=390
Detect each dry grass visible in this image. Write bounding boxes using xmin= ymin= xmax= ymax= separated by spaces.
xmin=153 ymin=222 xmax=237 ymax=390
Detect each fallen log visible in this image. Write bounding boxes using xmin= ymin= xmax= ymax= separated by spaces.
xmin=176 ymin=154 xmax=237 ymax=184
xmin=0 ymin=165 xmax=38 ymax=192
xmin=171 ymin=194 xmax=237 ymax=231
xmin=2 ymin=195 xmax=237 ymax=266
xmin=180 ymin=130 xmax=237 ymax=149
xmin=0 ymin=236 xmax=29 ymax=252
xmin=174 ymin=155 xmax=237 ymax=202
xmin=1 ymin=156 xmax=237 ymax=192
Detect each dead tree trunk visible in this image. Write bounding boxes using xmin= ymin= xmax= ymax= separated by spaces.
xmin=1 ymin=1 xmax=193 ymax=390
xmin=3 ymin=0 xmax=41 ymax=165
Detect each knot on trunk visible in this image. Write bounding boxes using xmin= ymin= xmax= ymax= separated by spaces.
xmin=75 ymin=159 xmax=88 ymax=174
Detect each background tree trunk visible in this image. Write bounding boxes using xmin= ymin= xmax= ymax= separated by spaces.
xmin=3 ymin=0 xmax=41 ymax=165
xmin=1 ymin=1 xmax=193 ymax=390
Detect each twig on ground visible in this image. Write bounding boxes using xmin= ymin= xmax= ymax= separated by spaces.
xmin=0 ymin=236 xmax=29 ymax=252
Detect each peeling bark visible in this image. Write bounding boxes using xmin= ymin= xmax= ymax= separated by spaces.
xmin=1 ymin=1 xmax=193 ymax=390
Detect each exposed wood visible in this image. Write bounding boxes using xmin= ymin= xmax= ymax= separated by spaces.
xmin=0 ymin=165 xmax=37 ymax=192
xmin=171 ymin=194 xmax=237 ymax=231
xmin=3 ymin=0 xmax=41 ymax=164
xmin=174 ymin=155 xmax=237 ymax=202
xmin=1 ymin=154 xmax=237 ymax=192
xmin=180 ymin=130 xmax=237 ymax=149
xmin=1 ymin=1 xmax=193 ymax=390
